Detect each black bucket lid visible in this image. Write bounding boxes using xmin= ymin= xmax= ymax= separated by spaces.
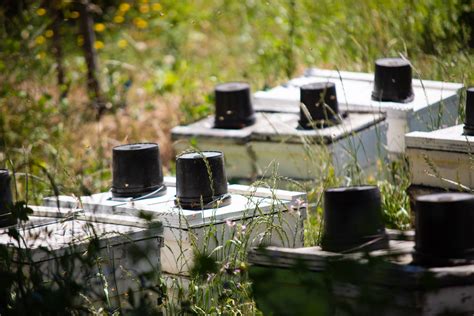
xmin=371 ymin=57 xmax=414 ymax=103
xmin=414 ymin=193 xmax=474 ymax=267
xmin=321 ymin=185 xmax=388 ymax=253
xmin=0 ymin=169 xmax=16 ymax=228
xmin=214 ymin=82 xmax=256 ymax=129
xmin=111 ymin=143 xmax=166 ymax=198
xmin=298 ymin=82 xmax=340 ymax=129
xmin=175 ymin=151 xmax=231 ymax=210
xmin=463 ymin=87 xmax=474 ymax=135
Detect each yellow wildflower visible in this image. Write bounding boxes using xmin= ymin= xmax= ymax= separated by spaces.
xmin=45 ymin=30 xmax=54 ymax=38
xmin=70 ymin=11 xmax=80 ymax=19
xmin=36 ymin=52 xmax=46 ymax=60
xmin=152 ymin=3 xmax=162 ymax=11
xmin=94 ymin=23 xmax=106 ymax=32
xmin=133 ymin=18 xmax=148 ymax=29
xmin=77 ymin=35 xmax=84 ymax=46
xmin=367 ymin=175 xmax=376 ymax=184
xmin=117 ymin=39 xmax=128 ymax=48
xmin=35 ymin=35 xmax=45 ymax=45
xmin=36 ymin=8 xmax=46 ymax=16
xmin=140 ymin=0 xmax=149 ymax=3
xmin=113 ymin=15 xmax=125 ymax=23
xmin=119 ymin=3 xmax=131 ymax=12
xmin=139 ymin=4 xmax=149 ymax=13
xmin=94 ymin=41 xmax=104 ymax=50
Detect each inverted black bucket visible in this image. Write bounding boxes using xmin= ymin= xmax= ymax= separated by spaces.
xmin=214 ymin=82 xmax=256 ymax=129
xmin=111 ymin=143 xmax=166 ymax=198
xmin=321 ymin=186 xmax=388 ymax=253
xmin=413 ymin=193 xmax=474 ymax=267
xmin=298 ymin=82 xmax=340 ymax=129
xmin=371 ymin=57 xmax=414 ymax=103
xmin=175 ymin=151 xmax=231 ymax=210
xmin=463 ymin=87 xmax=474 ymax=135
xmin=0 ymin=169 xmax=16 ymax=227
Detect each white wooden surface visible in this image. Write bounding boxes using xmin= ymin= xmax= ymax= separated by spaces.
xmin=406 ymin=124 xmax=474 ymax=190
xmin=249 ymin=240 xmax=474 ymax=315
xmin=0 ymin=206 xmax=164 ymax=306
xmin=253 ymin=68 xmax=462 ymax=153
xmin=44 ymin=179 xmax=307 ymax=275
xmin=172 ymin=112 xmax=386 ymax=179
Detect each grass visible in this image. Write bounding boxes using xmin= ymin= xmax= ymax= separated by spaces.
xmin=0 ymin=0 xmax=473 ymax=314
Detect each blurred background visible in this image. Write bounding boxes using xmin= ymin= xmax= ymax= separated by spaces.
xmin=0 ymin=0 xmax=473 ymax=202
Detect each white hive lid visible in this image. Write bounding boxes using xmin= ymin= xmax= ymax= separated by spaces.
xmin=406 ymin=124 xmax=474 ymax=153
xmin=254 ymin=68 xmax=462 ymax=114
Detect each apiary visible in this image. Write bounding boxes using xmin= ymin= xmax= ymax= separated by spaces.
xmin=406 ymin=88 xmax=474 ymax=192
xmin=172 ymin=82 xmax=386 ymax=180
xmin=44 ymin=176 xmax=306 ymax=276
xmin=0 ymin=205 xmax=164 ymax=307
xmin=44 ymin=146 xmax=306 ymax=276
xmin=253 ymin=60 xmax=462 ymax=154
xmin=248 ymin=189 xmax=474 ymax=316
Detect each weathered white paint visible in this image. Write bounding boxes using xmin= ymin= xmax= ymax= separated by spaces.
xmin=0 ymin=206 xmax=164 ymax=306
xmin=253 ymin=68 xmax=462 ymax=153
xmin=172 ymin=112 xmax=386 ymax=180
xmin=406 ymin=124 xmax=474 ymax=190
xmin=44 ymin=180 xmax=307 ymax=275
xmin=249 ymin=240 xmax=474 ymax=315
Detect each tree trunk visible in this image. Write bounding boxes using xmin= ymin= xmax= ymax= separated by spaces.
xmin=77 ymin=0 xmax=105 ymax=119
xmin=51 ymin=7 xmax=67 ymax=98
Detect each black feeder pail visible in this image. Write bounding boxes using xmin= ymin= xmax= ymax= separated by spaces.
xmin=321 ymin=185 xmax=388 ymax=253
xmin=111 ymin=143 xmax=166 ymax=198
xmin=299 ymin=82 xmax=340 ymax=129
xmin=414 ymin=192 xmax=474 ymax=267
xmin=214 ymin=82 xmax=256 ymax=129
xmin=0 ymin=169 xmax=16 ymax=227
xmin=175 ymin=151 xmax=231 ymax=210
xmin=463 ymin=87 xmax=474 ymax=135
xmin=371 ymin=57 xmax=414 ymax=103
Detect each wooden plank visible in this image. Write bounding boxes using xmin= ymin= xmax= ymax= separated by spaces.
xmin=405 ymin=125 xmax=474 ymax=153
xmin=249 ymin=112 xmax=385 ymax=144
xmin=304 ymin=67 xmax=463 ymax=90
xmin=43 ymin=178 xmax=305 ymax=228
xmin=227 ymin=184 xmax=306 ymax=203
xmin=406 ymin=146 xmax=474 ymax=190
xmin=253 ymin=68 xmax=462 ymax=154
xmin=172 ymin=112 xmax=386 ymax=179
xmin=171 ymin=116 xmax=253 ymax=143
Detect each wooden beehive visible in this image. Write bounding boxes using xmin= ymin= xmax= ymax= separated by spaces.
xmin=171 ymin=112 xmax=386 ymax=180
xmin=248 ymin=237 xmax=474 ymax=315
xmin=254 ymin=68 xmax=462 ymax=154
xmin=44 ymin=177 xmax=307 ymax=276
xmin=0 ymin=205 xmax=164 ymax=307
xmin=405 ymin=124 xmax=474 ymax=192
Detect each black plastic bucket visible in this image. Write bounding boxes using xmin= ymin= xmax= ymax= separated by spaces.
xmin=321 ymin=185 xmax=388 ymax=253
xmin=413 ymin=192 xmax=474 ymax=267
xmin=371 ymin=57 xmax=414 ymax=103
xmin=111 ymin=143 xmax=166 ymax=198
xmin=214 ymin=82 xmax=256 ymax=129
xmin=0 ymin=169 xmax=16 ymax=227
xmin=463 ymin=87 xmax=474 ymax=135
xmin=175 ymin=151 xmax=231 ymax=210
xmin=298 ymin=82 xmax=340 ymax=129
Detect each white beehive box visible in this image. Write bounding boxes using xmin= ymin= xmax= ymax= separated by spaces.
xmin=254 ymin=68 xmax=462 ymax=154
xmin=405 ymin=125 xmax=474 ymax=191
xmin=172 ymin=112 xmax=386 ymax=180
xmin=44 ymin=177 xmax=307 ymax=276
xmin=249 ymin=239 xmax=474 ymax=315
xmin=0 ymin=205 xmax=164 ymax=306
